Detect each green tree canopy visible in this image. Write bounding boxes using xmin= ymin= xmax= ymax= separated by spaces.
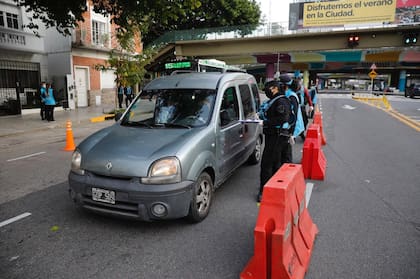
xmin=15 ymin=0 xmax=261 ymax=45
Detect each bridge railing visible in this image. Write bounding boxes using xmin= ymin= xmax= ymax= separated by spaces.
xmin=149 ymin=22 xmax=285 ymax=47
xmin=148 ymin=20 xmax=417 ymax=48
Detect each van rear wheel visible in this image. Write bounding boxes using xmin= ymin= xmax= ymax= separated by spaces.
xmin=187 ymin=172 xmax=213 ymax=223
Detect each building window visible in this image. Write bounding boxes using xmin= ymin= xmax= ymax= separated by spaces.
xmin=6 ymin=12 xmax=19 ymax=29
xmin=92 ymin=20 xmax=107 ymax=46
xmin=0 ymin=11 xmax=4 ymax=27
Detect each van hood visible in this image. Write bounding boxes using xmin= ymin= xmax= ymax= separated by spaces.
xmin=79 ymin=124 xmax=201 ymax=177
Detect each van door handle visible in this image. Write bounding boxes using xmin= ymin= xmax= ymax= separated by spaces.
xmin=239 ymin=128 xmax=245 ymax=138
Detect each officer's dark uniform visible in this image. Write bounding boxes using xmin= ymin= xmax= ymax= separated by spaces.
xmin=258 ymin=81 xmax=291 ymax=202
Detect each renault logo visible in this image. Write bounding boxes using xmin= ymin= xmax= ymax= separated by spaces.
xmin=105 ymin=161 xmax=112 ymax=170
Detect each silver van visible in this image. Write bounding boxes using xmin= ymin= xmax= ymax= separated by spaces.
xmin=69 ymin=72 xmax=263 ymax=222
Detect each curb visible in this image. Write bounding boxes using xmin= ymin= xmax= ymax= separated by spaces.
xmin=90 ymin=114 xmax=115 ymax=123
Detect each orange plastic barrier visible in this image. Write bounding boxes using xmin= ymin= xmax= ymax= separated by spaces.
xmin=240 ymin=164 xmax=318 ymax=279
xmin=291 ymin=166 xmax=318 ymax=252
xmin=312 ymin=111 xmax=326 ymax=145
xmin=63 ymin=120 xmax=76 ymax=151
xmin=301 ymin=124 xmax=326 ymax=180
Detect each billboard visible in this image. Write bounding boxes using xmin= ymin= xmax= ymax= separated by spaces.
xmin=289 ymin=0 xmax=420 ymax=30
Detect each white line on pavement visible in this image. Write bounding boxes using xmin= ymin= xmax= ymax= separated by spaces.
xmin=7 ymin=151 xmax=46 ymax=162
xmin=0 ymin=212 xmax=32 ymax=228
xmin=305 ymin=183 xmax=314 ymax=208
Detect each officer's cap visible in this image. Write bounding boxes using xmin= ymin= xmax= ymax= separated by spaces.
xmin=279 ymin=74 xmax=293 ymax=85
xmin=265 ymin=80 xmax=280 ymax=89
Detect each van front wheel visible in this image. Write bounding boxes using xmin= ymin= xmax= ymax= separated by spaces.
xmin=187 ymin=172 xmax=213 ymax=223
xmin=247 ymin=137 xmax=262 ymax=165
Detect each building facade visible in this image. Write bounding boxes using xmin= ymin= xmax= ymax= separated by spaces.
xmin=0 ymin=0 xmax=142 ymax=116
xmin=0 ymin=0 xmax=48 ymax=115
xmin=45 ymin=0 xmax=142 ymax=110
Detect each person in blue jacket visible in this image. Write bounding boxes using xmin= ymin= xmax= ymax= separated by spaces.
xmin=124 ymin=85 xmax=134 ymax=107
xmin=44 ymin=83 xmax=56 ymax=121
xmin=309 ymin=83 xmax=318 ymax=118
xmin=39 ymin=82 xmax=47 ymax=120
xmin=279 ymin=74 xmax=304 ymax=163
xmin=257 ymin=80 xmax=292 ymax=202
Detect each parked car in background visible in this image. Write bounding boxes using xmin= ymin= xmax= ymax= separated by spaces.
xmin=69 ymin=72 xmax=263 ymax=222
xmin=405 ymin=84 xmax=420 ymax=98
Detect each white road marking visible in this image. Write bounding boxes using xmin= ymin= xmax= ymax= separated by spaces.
xmin=7 ymin=151 xmax=46 ymax=162
xmin=0 ymin=212 xmax=32 ymax=228
xmin=342 ymin=104 xmax=356 ymax=110
xmin=305 ymin=182 xmax=314 ymax=208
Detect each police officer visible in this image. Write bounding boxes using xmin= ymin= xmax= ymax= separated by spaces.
xmin=295 ymin=79 xmax=314 ymax=140
xmin=257 ymin=80 xmax=291 ymax=202
xmin=281 ymin=74 xmax=305 ymax=163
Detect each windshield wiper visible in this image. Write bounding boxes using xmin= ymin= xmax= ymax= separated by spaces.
xmin=152 ymin=123 xmax=191 ymax=129
xmin=123 ymin=121 xmax=152 ymax=128
xmin=163 ymin=123 xmax=191 ymax=129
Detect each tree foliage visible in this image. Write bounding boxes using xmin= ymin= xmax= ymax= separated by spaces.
xmin=94 ymin=42 xmax=157 ymax=89
xmin=15 ymin=0 xmax=261 ymax=45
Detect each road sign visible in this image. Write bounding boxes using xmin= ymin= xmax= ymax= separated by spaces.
xmin=370 ymin=63 xmax=377 ymax=70
xmin=369 ymin=70 xmax=377 ymax=79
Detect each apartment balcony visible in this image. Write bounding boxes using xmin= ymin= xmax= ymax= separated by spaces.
xmin=0 ymin=26 xmax=44 ymax=53
xmin=72 ymin=28 xmax=114 ymax=50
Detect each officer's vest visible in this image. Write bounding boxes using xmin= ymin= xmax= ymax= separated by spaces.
xmin=258 ymin=95 xmax=293 ymax=130
xmin=286 ymin=89 xmax=305 ymax=137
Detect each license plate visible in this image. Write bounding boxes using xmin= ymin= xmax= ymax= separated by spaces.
xmin=92 ymin=187 xmax=115 ymax=204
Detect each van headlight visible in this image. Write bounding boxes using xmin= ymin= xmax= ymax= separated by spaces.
xmin=141 ymin=157 xmax=181 ymax=184
xmin=71 ymin=150 xmax=85 ymax=175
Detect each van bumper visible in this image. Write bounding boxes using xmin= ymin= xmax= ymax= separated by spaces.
xmin=68 ymin=171 xmax=194 ymax=221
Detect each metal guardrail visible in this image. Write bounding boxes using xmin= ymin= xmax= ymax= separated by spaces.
xmin=352 ymin=93 xmax=391 ymax=110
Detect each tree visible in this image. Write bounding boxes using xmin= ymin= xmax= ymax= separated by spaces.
xmin=94 ymin=38 xmax=157 ymax=106
xmin=15 ymin=0 xmax=261 ymax=45
xmin=139 ymin=0 xmax=261 ymax=45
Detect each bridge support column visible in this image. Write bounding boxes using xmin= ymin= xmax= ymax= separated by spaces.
xmin=398 ymin=70 xmax=406 ymax=92
xmin=303 ymin=70 xmax=310 ymax=88
xmin=266 ymin=63 xmax=275 ymax=81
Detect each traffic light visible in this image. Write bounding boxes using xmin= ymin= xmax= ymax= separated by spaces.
xmin=347 ymin=34 xmax=359 ymax=48
xmin=403 ymin=33 xmax=418 ymax=46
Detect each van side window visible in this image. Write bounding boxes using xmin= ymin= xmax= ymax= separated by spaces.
xmin=239 ymin=84 xmax=256 ymax=119
xmin=220 ymin=87 xmax=239 ymax=126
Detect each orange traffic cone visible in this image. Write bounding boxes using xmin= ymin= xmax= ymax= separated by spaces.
xmin=63 ymin=120 xmax=76 ymax=151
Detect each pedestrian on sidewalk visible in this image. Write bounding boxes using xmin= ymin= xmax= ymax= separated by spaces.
xmin=39 ymin=82 xmax=47 ymax=120
xmin=44 ymin=83 xmax=56 ymax=121
xmin=118 ymin=84 xmax=124 ymax=108
xmin=124 ymin=85 xmax=133 ymax=107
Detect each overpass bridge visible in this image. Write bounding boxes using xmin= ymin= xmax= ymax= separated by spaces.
xmin=147 ymin=22 xmax=420 ymax=91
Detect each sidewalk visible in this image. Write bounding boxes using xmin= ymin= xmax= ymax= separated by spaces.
xmin=0 ymin=106 xmax=113 ymax=138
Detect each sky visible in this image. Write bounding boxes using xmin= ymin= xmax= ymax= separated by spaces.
xmin=257 ymin=0 xmax=292 ymax=24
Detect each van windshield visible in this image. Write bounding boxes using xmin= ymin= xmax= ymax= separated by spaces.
xmin=121 ymin=89 xmax=217 ymax=128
